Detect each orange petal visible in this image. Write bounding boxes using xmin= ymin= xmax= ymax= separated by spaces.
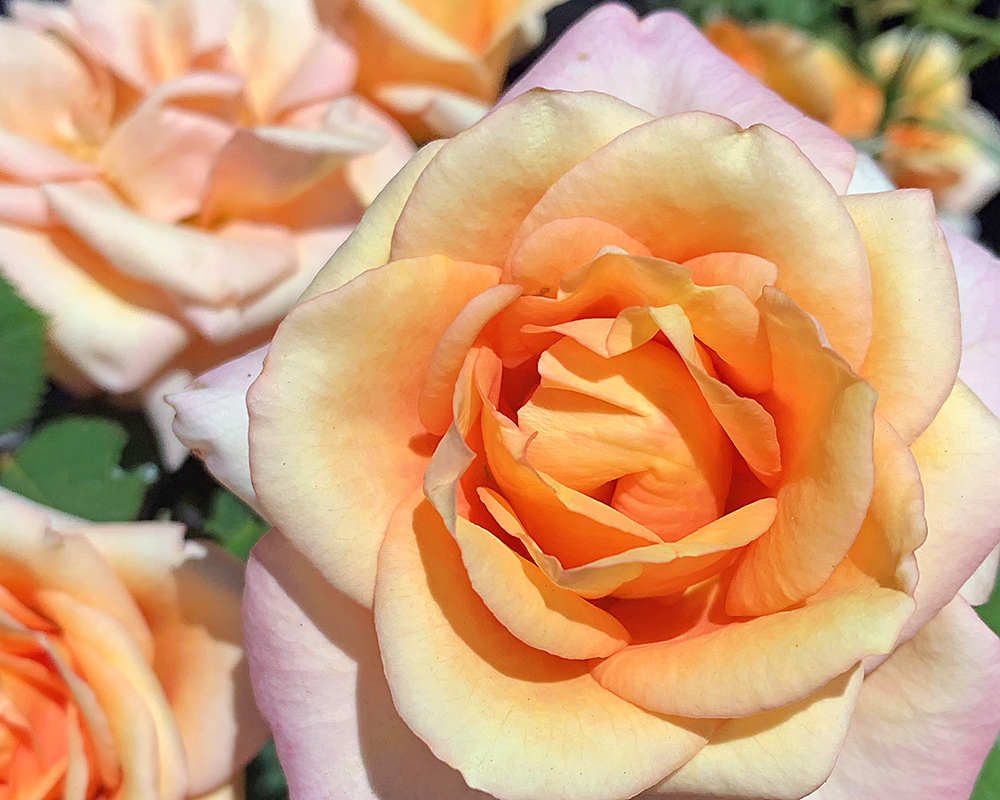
xmin=512 ymin=112 xmax=873 ymax=368
xmin=727 ymin=289 xmax=878 ymax=615
xmin=450 ymin=513 xmax=630 ymax=659
xmin=248 ymin=255 xmax=500 ymax=607
xmin=845 ymin=190 xmax=960 ymax=443
xmin=480 ymin=400 xmax=662 ymax=567
xmin=418 ymin=283 xmax=522 ymax=436
xmin=481 ymin=488 xmax=776 ymax=599
xmin=684 ymin=252 xmax=779 ymax=301
xmin=507 ymin=216 xmax=651 ymax=295
xmin=373 ymin=494 xmax=715 ymax=800
xmin=519 ymin=335 xmax=732 ymax=540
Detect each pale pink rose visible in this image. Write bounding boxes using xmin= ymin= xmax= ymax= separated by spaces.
xmin=172 ymin=5 xmax=1000 ymax=799
xmin=0 ymin=487 xmax=268 ymax=799
xmin=0 ymin=0 xmax=414 ymax=466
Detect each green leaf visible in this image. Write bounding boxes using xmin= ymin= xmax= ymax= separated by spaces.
xmin=973 ymin=568 xmax=1000 ymax=799
xmin=0 ymin=274 xmax=46 ymax=434
xmin=0 ymin=417 xmax=156 ymax=521
xmin=204 ymin=490 xmax=269 ymax=560
xmin=245 ymin=740 xmax=288 ymax=800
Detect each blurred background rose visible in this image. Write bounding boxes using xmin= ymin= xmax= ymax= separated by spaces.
xmin=0 ymin=487 xmax=268 ymax=800
xmin=0 ymin=0 xmax=414 ymax=466
xmin=318 ymin=0 xmax=564 ymax=139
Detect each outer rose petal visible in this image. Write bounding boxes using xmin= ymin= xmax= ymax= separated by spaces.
xmin=845 ymin=190 xmax=960 ymax=443
xmin=807 ymin=597 xmax=1000 ymax=800
xmin=244 ymin=529 xmax=493 ymax=800
xmin=646 ymin=667 xmax=863 ymax=799
xmin=502 ymin=4 xmax=856 ymax=193
xmin=512 ymin=111 xmax=872 ymax=369
xmin=903 ymin=380 xmax=1000 ymax=640
xmin=390 ymin=90 xmax=652 ymax=269
xmin=944 ymin=224 xmax=1000 ymax=417
xmin=168 ymin=346 xmax=267 ymax=512
xmin=961 ymin=544 xmax=1000 ymax=606
xmin=373 ymin=494 xmax=715 ymax=800
xmin=248 ymin=256 xmax=500 ymax=607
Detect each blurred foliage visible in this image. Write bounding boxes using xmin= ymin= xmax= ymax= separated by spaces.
xmin=0 ymin=416 xmax=157 ymax=521
xmin=0 ymin=275 xmax=45 ymax=435
xmin=974 ymin=577 xmax=1000 ymax=799
xmin=204 ymin=489 xmax=270 ymax=561
xmin=246 ymin=740 xmax=289 ymax=800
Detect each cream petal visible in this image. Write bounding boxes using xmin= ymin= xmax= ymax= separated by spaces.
xmin=390 ymin=90 xmax=652 ymax=269
xmin=373 ymin=493 xmax=715 ymax=800
xmin=647 ymin=667 xmax=863 ymax=799
xmin=808 ymin=597 xmax=1000 ymax=800
xmin=248 ymin=255 xmax=500 ymax=607
xmin=902 ymin=380 xmax=1000 ymax=641
xmin=845 ymin=190 xmax=960 ymax=443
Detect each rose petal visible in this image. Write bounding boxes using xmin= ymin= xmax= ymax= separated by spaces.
xmin=512 ymin=112 xmax=872 ymax=369
xmin=244 ymin=529 xmax=492 ymax=800
xmin=375 ymin=84 xmax=490 ymax=137
xmin=44 ymin=184 xmax=297 ymax=305
xmin=502 ymin=4 xmax=856 ymax=192
xmin=844 ymin=190 xmax=960 ymax=443
xmin=98 ymin=73 xmax=242 ymax=222
xmin=86 ymin=531 xmax=267 ymax=794
xmin=168 ymin=346 xmax=267 ymax=511
xmin=299 ymin=139 xmax=445 ymax=302
xmin=390 ymin=90 xmax=652 ymax=268
xmin=143 ymin=368 xmax=194 ymax=471
xmin=449 ymin=513 xmax=631 ymax=659
xmin=248 ymin=255 xmax=500 ymax=607
xmin=647 ymin=666 xmax=863 ymax=799
xmin=373 ymin=493 xmax=715 ymax=800
xmin=902 ymin=379 xmax=1000 ymax=640
xmin=808 ymin=597 xmax=1000 ymax=800
xmin=593 ymin=577 xmax=911 ymax=719
xmin=944 ymin=224 xmax=1000 ymax=417
xmin=728 ymin=289 xmax=878 ymax=615
xmin=961 ymin=544 xmax=1000 ymax=606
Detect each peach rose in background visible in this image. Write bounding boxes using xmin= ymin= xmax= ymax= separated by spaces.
xmin=704 ymin=17 xmax=884 ymax=140
xmin=0 ymin=487 xmax=267 ymax=799
xmin=172 ymin=4 xmax=1000 ymax=799
xmin=706 ymin=18 xmax=1000 ymax=220
xmin=0 ymin=0 xmax=413 ymax=466
xmin=315 ymin=0 xmax=563 ymax=139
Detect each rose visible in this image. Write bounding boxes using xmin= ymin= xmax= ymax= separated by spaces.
xmin=0 ymin=0 xmax=414 ymax=466
xmin=705 ymin=18 xmax=1000 ymax=218
xmin=867 ymin=30 xmax=1000 ymax=217
xmin=0 ymin=487 xmax=267 ymax=799
xmin=172 ymin=5 xmax=1000 ymax=798
xmin=317 ymin=0 xmax=563 ymax=139
xmin=703 ymin=18 xmax=883 ymax=140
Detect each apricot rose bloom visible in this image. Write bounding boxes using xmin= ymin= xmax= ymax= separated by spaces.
xmin=0 ymin=0 xmax=413 ymax=465
xmin=0 ymin=488 xmax=267 ymax=799
xmin=172 ymin=5 xmax=1000 ymax=799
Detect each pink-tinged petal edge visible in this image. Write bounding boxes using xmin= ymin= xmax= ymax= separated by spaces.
xmin=243 ymin=529 xmax=491 ymax=800
xmin=808 ymin=597 xmax=1000 ymax=800
xmin=501 ymin=3 xmax=856 ymax=193
xmin=168 ymin=346 xmax=267 ymax=513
